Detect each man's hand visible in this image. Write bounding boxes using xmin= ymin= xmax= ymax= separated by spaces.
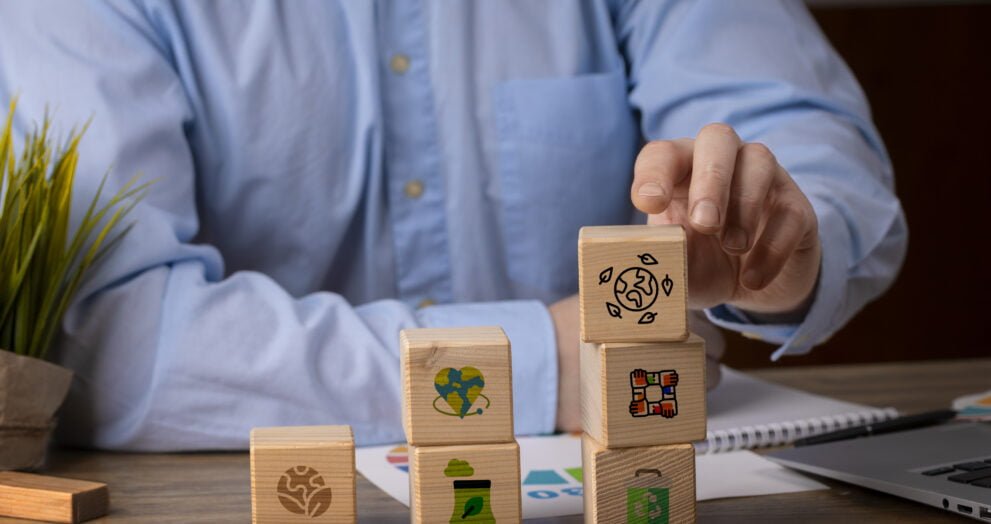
xmin=631 ymin=124 xmax=821 ymax=315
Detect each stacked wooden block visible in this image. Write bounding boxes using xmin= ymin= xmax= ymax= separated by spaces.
xmin=401 ymin=326 xmax=522 ymax=523
xmin=579 ymin=225 xmax=705 ymax=523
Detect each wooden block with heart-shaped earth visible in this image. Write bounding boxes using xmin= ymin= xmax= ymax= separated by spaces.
xmin=250 ymin=425 xmax=355 ymax=523
xmin=579 ymin=224 xmax=688 ymax=343
xmin=401 ymin=327 xmax=514 ymax=446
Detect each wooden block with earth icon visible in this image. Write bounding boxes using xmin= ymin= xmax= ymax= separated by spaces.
xmin=250 ymin=425 xmax=355 ymax=523
xmin=579 ymin=225 xmax=687 ymax=343
xmin=582 ymin=434 xmax=696 ymax=524
xmin=0 ymin=471 xmax=108 ymax=524
xmin=581 ymin=335 xmax=706 ymax=448
xmin=401 ymin=326 xmax=514 ymax=446
xmin=409 ymin=441 xmax=522 ymax=524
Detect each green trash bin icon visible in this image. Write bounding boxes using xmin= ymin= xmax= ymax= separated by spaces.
xmin=626 ymin=468 xmax=671 ymax=524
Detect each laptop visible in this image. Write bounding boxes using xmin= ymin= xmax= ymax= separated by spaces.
xmin=767 ymin=422 xmax=991 ymax=521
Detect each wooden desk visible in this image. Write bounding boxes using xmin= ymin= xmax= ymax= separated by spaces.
xmin=3 ymin=358 xmax=988 ymax=523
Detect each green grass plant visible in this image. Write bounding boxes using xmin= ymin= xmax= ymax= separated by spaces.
xmin=0 ymin=100 xmax=150 ymax=360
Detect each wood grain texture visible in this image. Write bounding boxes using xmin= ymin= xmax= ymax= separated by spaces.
xmin=8 ymin=359 xmax=987 ymax=523
xmin=409 ymin=441 xmax=521 ymax=524
xmin=0 ymin=471 xmax=107 ymax=523
xmin=249 ymin=425 xmax=355 ymax=523
xmin=582 ymin=434 xmax=695 ymax=524
xmin=581 ymin=336 xmax=706 ymax=448
xmin=400 ymin=327 xmax=514 ymax=446
xmin=579 ymin=225 xmax=687 ymax=343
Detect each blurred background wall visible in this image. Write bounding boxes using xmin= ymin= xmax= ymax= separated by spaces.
xmin=724 ymin=2 xmax=991 ymax=368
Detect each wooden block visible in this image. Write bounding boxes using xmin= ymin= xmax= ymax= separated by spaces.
xmin=409 ymin=441 xmax=521 ymax=524
xmin=401 ymin=326 xmax=514 ymax=446
xmin=579 ymin=225 xmax=688 ymax=343
xmin=582 ymin=434 xmax=696 ymax=524
xmin=250 ymin=425 xmax=355 ymax=523
xmin=581 ymin=335 xmax=706 ymax=448
xmin=0 ymin=471 xmax=108 ymax=523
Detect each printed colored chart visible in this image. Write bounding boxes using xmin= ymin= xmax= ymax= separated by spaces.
xmin=361 ymin=434 xmax=585 ymax=518
xmin=954 ymin=390 xmax=991 ymax=421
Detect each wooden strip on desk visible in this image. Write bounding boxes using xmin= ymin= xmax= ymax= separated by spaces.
xmin=0 ymin=471 xmax=108 ymax=523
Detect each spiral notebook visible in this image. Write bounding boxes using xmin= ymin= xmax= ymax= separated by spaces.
xmin=700 ymin=367 xmax=899 ymax=454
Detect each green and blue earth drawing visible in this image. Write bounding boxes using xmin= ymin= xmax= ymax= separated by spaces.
xmin=434 ymin=366 xmax=489 ymax=418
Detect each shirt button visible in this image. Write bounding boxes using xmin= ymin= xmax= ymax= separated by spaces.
xmin=390 ymin=54 xmax=410 ymax=74
xmin=404 ymin=180 xmax=424 ymax=199
xmin=417 ymin=298 xmax=435 ymax=309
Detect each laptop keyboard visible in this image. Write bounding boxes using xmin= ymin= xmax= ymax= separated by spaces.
xmin=922 ymin=458 xmax=991 ymax=487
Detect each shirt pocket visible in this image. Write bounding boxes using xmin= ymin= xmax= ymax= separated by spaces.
xmin=492 ymin=69 xmax=638 ymax=296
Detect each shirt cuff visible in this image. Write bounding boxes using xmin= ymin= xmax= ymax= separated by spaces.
xmin=415 ymin=300 xmax=558 ymax=436
xmin=705 ymin=203 xmax=849 ymax=361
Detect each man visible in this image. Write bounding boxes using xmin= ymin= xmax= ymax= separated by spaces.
xmin=0 ymin=1 xmax=905 ymax=450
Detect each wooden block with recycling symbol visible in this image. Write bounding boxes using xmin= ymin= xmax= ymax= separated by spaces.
xmin=581 ymin=335 xmax=706 ymax=448
xmin=401 ymin=326 xmax=514 ymax=446
xmin=579 ymin=225 xmax=688 ymax=343
xmin=250 ymin=425 xmax=355 ymax=523
xmin=582 ymin=433 xmax=696 ymax=524
xmin=409 ymin=441 xmax=522 ymax=524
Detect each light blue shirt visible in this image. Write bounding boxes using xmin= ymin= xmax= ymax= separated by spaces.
xmin=0 ymin=0 xmax=906 ymax=451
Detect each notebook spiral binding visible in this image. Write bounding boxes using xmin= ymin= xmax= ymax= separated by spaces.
xmin=694 ymin=407 xmax=900 ymax=454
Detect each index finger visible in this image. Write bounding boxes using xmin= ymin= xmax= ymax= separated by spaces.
xmin=631 ymin=138 xmax=694 ymax=215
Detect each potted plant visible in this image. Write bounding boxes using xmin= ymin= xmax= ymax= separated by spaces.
xmin=0 ymin=101 xmax=148 ymax=469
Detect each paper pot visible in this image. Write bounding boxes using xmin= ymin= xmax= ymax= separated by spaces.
xmin=0 ymin=350 xmax=73 ymax=470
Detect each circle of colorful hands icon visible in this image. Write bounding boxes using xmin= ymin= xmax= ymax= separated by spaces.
xmin=434 ymin=366 xmax=489 ymax=418
xmin=598 ymin=253 xmax=675 ymax=325
xmin=276 ymin=465 xmax=333 ymax=518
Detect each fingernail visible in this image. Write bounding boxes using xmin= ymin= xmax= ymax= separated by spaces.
xmin=690 ymin=200 xmax=720 ymax=228
xmin=638 ymin=182 xmax=666 ymax=198
xmin=723 ymin=227 xmax=748 ymax=251
xmin=743 ymin=269 xmax=763 ymax=289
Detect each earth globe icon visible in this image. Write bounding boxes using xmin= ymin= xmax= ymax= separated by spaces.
xmin=614 ymin=267 xmax=659 ymax=312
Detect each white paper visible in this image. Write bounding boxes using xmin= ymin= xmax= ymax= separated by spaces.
xmin=356 ymin=433 xmax=826 ymax=519
xmin=707 ymin=367 xmax=883 ymax=433
xmin=695 ymin=449 xmax=827 ymax=499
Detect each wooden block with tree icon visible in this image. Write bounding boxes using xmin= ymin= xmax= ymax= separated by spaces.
xmin=582 ymin=433 xmax=696 ymax=524
xmin=409 ymin=441 xmax=522 ymax=524
xmin=581 ymin=335 xmax=706 ymax=448
xmin=579 ymin=225 xmax=687 ymax=343
xmin=401 ymin=326 xmax=514 ymax=446
xmin=250 ymin=425 xmax=355 ymax=523
xmin=0 ymin=471 xmax=108 ymax=523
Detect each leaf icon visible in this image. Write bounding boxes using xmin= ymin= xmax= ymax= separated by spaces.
xmin=638 ymin=253 xmax=658 ymax=265
xmin=598 ymin=267 xmax=613 ymax=285
xmin=661 ymin=273 xmax=674 ymax=296
xmin=462 ymin=496 xmax=484 ymax=519
xmin=638 ymin=312 xmax=656 ymax=324
xmin=606 ymin=302 xmax=622 ymax=318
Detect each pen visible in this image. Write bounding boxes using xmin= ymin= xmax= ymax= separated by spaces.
xmin=793 ymin=409 xmax=957 ymax=447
